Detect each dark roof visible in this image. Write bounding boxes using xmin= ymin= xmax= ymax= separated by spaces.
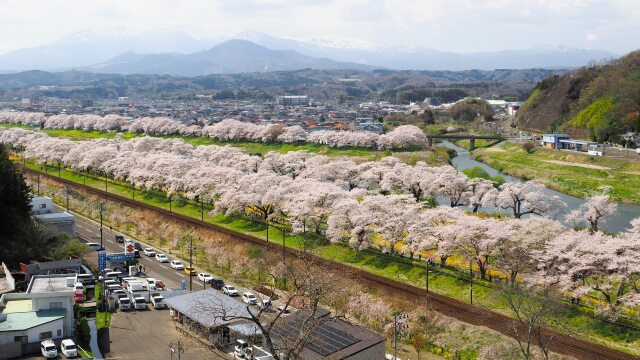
xmin=164 ymin=289 xmax=253 ymax=328
xmin=273 ymin=309 xmax=385 ymax=360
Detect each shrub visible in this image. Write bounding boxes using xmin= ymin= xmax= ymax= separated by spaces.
xmin=522 ymin=142 xmax=535 ymax=154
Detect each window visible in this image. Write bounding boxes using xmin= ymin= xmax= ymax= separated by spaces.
xmin=57 ymin=329 xmax=62 ymax=337
xmin=39 ymin=331 xmax=52 ymax=340
xmin=49 ymin=302 xmax=63 ymax=309
xmin=14 ymin=336 xmax=27 ymax=345
xmin=39 ymin=203 xmax=46 ymax=209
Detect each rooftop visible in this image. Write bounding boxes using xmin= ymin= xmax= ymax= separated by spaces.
xmin=164 ymin=289 xmax=254 ymax=328
xmin=27 ymin=274 xmax=77 ymax=293
xmin=0 ymin=310 xmax=65 ymax=332
xmin=34 ymin=212 xmax=75 ymax=222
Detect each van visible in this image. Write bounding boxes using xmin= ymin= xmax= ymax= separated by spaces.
xmin=40 ymin=339 xmax=57 ymax=359
xmin=234 ymin=339 xmax=251 ymax=358
xmin=77 ymin=273 xmax=95 ymax=286
xmin=151 ymin=294 xmax=165 ymax=309
xmin=61 ymin=339 xmax=78 ymax=358
xmin=133 ymin=296 xmax=146 ymax=310
xmin=118 ymin=295 xmax=131 ymax=310
xmin=105 ymin=271 xmax=123 ymax=281
xmin=107 ymin=284 xmax=122 ymax=293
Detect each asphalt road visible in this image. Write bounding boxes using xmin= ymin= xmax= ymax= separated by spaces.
xmin=56 ymin=205 xmax=208 ymax=291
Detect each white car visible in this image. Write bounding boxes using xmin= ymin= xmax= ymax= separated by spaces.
xmin=258 ymin=297 xmax=272 ymax=310
xmin=197 ymin=272 xmax=213 ymax=283
xmin=118 ymin=294 xmax=131 ymax=310
xmin=133 ymin=296 xmax=147 ymax=310
xmin=151 ymin=294 xmax=166 ymax=309
xmin=170 ymin=260 xmax=184 ymax=270
xmin=277 ymin=304 xmax=294 ymax=316
xmin=86 ymin=242 xmax=103 ymax=251
xmin=223 ymin=285 xmax=239 ymax=296
xmin=155 ymin=253 xmax=169 ymax=263
xmin=143 ymin=248 xmax=156 ymax=257
xmin=242 ymin=292 xmax=258 ymax=305
xmin=61 ymin=339 xmax=78 ymax=358
xmin=73 ymin=282 xmax=84 ymax=292
xmin=40 ymin=339 xmax=57 ymax=358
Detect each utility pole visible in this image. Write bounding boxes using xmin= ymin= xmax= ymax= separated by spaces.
xmin=57 ymin=162 xmax=61 ymax=178
xmin=37 ymin=173 xmax=40 ymax=196
xmin=132 ymin=184 xmax=135 ymax=200
xmin=469 ymin=261 xmax=474 ymax=305
xmin=169 ymin=195 xmax=172 ymax=213
xmin=99 ymin=204 xmax=104 ymax=249
xmin=65 ymin=185 xmax=70 ymax=210
xmin=189 ymin=237 xmax=194 ymax=292
xmin=425 ymin=258 xmax=429 ymax=293
xmin=200 ymin=198 xmax=204 ymax=221
xmin=281 ymin=227 xmax=286 ymax=259
xmin=392 ymin=311 xmax=408 ymax=360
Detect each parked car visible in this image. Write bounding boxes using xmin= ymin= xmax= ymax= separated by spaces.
xmin=197 ymin=272 xmax=213 ymax=283
xmin=143 ymin=248 xmax=156 ymax=257
xmin=134 ymin=242 xmax=143 ymax=251
xmin=134 ymin=249 xmax=140 ymax=258
xmin=209 ymin=277 xmax=225 ymax=290
xmin=234 ymin=339 xmax=251 ymax=358
xmin=61 ymin=339 xmax=78 ymax=358
xmin=77 ymin=273 xmax=95 ymax=286
xmin=111 ymin=289 xmax=126 ymax=297
xmin=118 ymin=294 xmax=131 ymax=310
xmin=151 ymin=294 xmax=166 ymax=309
xmin=242 ymin=292 xmax=258 ymax=305
xmin=257 ymin=298 xmax=272 ymax=310
xmin=133 ymin=296 xmax=147 ymax=310
xmin=115 ymin=235 xmax=125 ymax=243
xmin=73 ymin=282 xmax=84 ymax=292
xmin=184 ymin=266 xmax=195 ymax=276
xmin=223 ymin=285 xmax=239 ymax=296
xmin=86 ymin=242 xmax=103 ymax=251
xmin=73 ymin=290 xmax=85 ymax=303
xmin=170 ymin=260 xmax=184 ymax=270
xmin=155 ymin=254 xmax=169 ymax=263
xmin=40 ymin=339 xmax=58 ymax=359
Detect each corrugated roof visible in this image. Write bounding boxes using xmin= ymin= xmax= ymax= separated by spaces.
xmin=0 ymin=310 xmax=65 ymax=332
xmin=164 ymin=289 xmax=253 ymax=328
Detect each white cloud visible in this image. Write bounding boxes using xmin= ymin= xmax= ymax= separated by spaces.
xmin=0 ymin=0 xmax=636 ymax=54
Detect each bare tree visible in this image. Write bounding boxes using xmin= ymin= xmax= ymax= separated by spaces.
xmin=496 ymin=284 xmax=559 ymax=360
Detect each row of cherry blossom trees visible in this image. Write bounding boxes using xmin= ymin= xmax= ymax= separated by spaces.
xmin=1 ymin=111 xmax=427 ymax=149
xmin=1 ymin=126 xmax=638 ymax=315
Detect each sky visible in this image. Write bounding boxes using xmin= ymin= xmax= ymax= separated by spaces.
xmin=1 ymin=0 xmax=639 ymax=55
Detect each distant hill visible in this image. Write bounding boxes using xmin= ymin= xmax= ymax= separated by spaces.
xmin=516 ymin=51 xmax=640 ymax=142
xmin=81 ymin=40 xmax=377 ymax=76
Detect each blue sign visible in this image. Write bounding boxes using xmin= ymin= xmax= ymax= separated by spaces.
xmin=98 ymin=251 xmax=134 ymax=272
xmin=181 ymin=279 xmax=186 ymax=290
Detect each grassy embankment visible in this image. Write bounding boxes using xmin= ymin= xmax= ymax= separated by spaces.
xmin=466 ymin=141 xmax=640 ymax=204
xmin=0 ymin=123 xmax=453 ymax=165
xmin=22 ymin=158 xmax=640 ymax=357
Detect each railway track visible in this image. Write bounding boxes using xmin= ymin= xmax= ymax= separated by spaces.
xmin=22 ymin=166 xmax=638 ymax=360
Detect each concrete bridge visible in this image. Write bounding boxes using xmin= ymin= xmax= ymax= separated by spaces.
xmin=426 ymin=135 xmax=508 ymax=150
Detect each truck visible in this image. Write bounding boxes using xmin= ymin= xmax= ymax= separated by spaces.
xmin=127 ymin=281 xmax=150 ymax=302
xmin=150 ymin=294 xmax=166 ymax=309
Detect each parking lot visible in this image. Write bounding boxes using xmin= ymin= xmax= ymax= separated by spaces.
xmin=108 ymin=307 xmax=222 ymax=360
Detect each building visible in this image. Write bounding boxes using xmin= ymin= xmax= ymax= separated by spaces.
xmin=21 ymin=259 xmax=84 ymax=283
xmin=165 ymin=289 xmax=262 ymax=348
xmin=0 ymin=274 xmax=76 ymax=358
xmin=30 ymin=196 xmax=75 ymax=235
xmin=541 ymin=134 xmax=571 ymax=149
xmin=277 ymin=96 xmax=309 ymax=106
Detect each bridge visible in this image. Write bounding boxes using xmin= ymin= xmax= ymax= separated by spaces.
xmin=426 ymin=135 xmax=509 ymax=150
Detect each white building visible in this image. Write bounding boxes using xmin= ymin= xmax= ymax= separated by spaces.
xmin=0 ymin=275 xmax=76 ymax=358
xmin=30 ymin=196 xmax=75 ymax=235
xmin=276 ymin=96 xmax=309 ymax=106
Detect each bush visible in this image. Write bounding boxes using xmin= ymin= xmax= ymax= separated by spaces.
xmin=522 ymin=142 xmax=535 ymax=154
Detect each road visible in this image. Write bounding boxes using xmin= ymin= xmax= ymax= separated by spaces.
xmin=56 ymin=205 xmax=208 ymax=291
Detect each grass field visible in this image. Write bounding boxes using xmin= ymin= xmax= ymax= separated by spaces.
xmin=0 ymin=123 xmax=453 ymax=165
xmin=472 ymin=142 xmax=640 ymax=204
xmin=24 ymin=159 xmax=640 ymax=356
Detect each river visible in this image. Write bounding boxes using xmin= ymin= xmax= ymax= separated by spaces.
xmin=439 ymin=141 xmax=639 ymax=233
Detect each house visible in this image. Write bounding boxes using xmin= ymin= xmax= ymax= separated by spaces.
xmin=21 ymin=259 xmax=84 ymax=283
xmin=30 ymin=196 xmax=75 ymax=236
xmin=541 ymin=134 xmax=570 ymax=149
xmin=0 ymin=274 xmax=76 ymax=358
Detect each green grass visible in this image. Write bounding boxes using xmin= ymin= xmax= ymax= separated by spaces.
xmin=17 ymin=153 xmax=640 ymax=356
xmin=96 ymin=311 xmax=111 ymax=329
xmin=473 ymin=142 xmax=640 ymax=204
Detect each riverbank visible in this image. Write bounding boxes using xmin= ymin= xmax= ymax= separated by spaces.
xmin=466 ymin=141 xmax=640 ymax=204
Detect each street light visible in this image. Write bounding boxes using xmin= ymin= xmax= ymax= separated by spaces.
xmin=469 ymin=261 xmax=474 ymax=305
xmin=65 ymin=185 xmax=70 ymax=211
xmin=189 ymin=237 xmax=196 ymax=292
xmin=99 ymin=204 xmax=105 ymax=249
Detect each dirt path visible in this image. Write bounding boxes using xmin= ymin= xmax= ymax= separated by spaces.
xmin=24 ymin=166 xmax=639 ymax=360
xmin=542 ymin=159 xmax=612 ymax=170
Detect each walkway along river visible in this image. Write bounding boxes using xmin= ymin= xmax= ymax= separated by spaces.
xmin=439 ymin=141 xmax=640 ymax=233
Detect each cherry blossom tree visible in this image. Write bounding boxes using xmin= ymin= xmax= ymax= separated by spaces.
xmin=377 ymin=125 xmax=427 ymax=150
xmin=565 ymin=194 xmax=617 ymax=233
xmin=467 ymin=178 xmax=498 ymax=213
xmin=495 ymin=181 xmax=566 ymax=219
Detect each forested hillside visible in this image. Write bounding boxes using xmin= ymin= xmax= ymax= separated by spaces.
xmin=517 ymin=51 xmax=640 ymax=142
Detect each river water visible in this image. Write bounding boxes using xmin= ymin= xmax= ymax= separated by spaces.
xmin=439 ymin=141 xmax=639 ymax=233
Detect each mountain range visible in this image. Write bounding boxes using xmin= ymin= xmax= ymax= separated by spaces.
xmin=0 ymin=29 xmax=617 ymax=75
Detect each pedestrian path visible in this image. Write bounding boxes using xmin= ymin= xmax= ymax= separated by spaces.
xmin=87 ymin=318 xmax=104 ymax=360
